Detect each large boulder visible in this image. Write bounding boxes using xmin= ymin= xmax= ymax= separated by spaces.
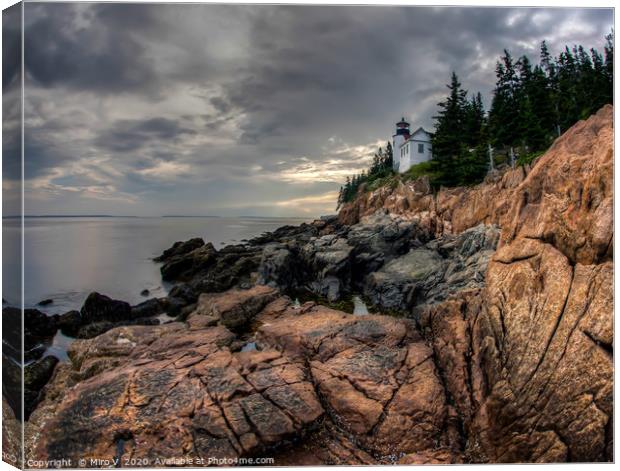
xmin=160 ymin=242 xmax=217 ymax=281
xmin=256 ymin=302 xmax=458 ymax=458
xmin=301 ymin=235 xmax=353 ymax=301
xmin=469 ymin=239 xmax=613 ymax=462
xmin=365 ymin=248 xmax=444 ymax=311
xmin=189 ymin=244 xmax=264 ymax=292
xmin=188 ymin=285 xmax=279 ymax=331
xmin=364 ymin=224 xmax=499 ymax=312
xmin=501 ymin=105 xmax=613 ymax=264
xmin=257 ymin=243 xmax=299 ymax=290
xmin=130 ymin=298 xmax=165 ymax=318
xmin=57 ymin=310 xmax=81 ymax=337
xmin=80 ymin=292 xmax=132 ymax=324
xmin=154 ymin=237 xmax=205 ymax=262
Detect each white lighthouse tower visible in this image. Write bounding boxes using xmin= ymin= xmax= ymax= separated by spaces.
xmin=392 ymin=117 xmax=410 ymax=172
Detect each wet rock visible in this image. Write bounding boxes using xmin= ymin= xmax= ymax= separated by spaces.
xmin=24 ymin=356 xmax=59 ymax=419
xmin=160 ymin=242 xmax=217 ymax=281
xmin=25 ymin=356 xmax=59 ymax=392
xmin=57 ymin=310 xmax=81 ymax=337
xmin=159 ymin=296 xmax=187 ymax=317
xmin=130 ymin=298 xmax=164 ymax=318
xmin=167 ymin=283 xmax=198 ymax=304
xmin=3 ymin=307 xmax=23 ymax=358
xmin=189 ymin=244 xmax=263 ymax=292
xmin=25 ymin=308 xmax=59 ymax=341
xmin=2 ymin=354 xmax=22 ymax=420
xmin=75 ymin=321 xmax=116 ymax=339
xmin=3 ymin=308 xmax=58 ymax=357
xmin=80 ymin=292 xmax=132 ymax=324
xmin=154 ymin=237 xmax=204 ymax=262
xmin=140 ymin=289 xmax=150 ymax=297
xmin=247 ymin=223 xmax=320 ymax=246
xmin=37 ymin=299 xmax=53 ymax=306
xmin=257 ymin=244 xmax=298 ymax=290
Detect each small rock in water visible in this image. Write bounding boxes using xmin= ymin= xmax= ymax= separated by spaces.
xmin=38 ymin=299 xmax=53 ymax=306
xmin=140 ymin=289 xmax=150 ymax=297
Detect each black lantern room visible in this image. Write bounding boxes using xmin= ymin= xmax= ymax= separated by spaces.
xmin=395 ymin=117 xmax=410 ymax=136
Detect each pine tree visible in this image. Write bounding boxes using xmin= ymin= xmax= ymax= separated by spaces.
xmin=431 ymin=72 xmax=468 ymax=187
xmin=540 ymin=40 xmax=555 ymax=79
xmin=463 ymin=92 xmax=485 ymax=148
xmin=385 ymin=142 xmax=393 ymax=170
xmin=603 ymin=31 xmax=614 ymax=104
xmin=489 ymin=50 xmax=521 ymax=147
xmin=556 ymin=46 xmax=580 ymax=131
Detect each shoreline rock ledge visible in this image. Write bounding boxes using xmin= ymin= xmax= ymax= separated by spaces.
xmin=23 ymin=105 xmax=613 ymax=465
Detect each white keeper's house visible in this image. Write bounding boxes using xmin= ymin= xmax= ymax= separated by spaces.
xmin=392 ymin=117 xmax=433 ymax=173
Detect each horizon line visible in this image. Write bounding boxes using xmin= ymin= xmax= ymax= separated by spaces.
xmin=2 ymin=214 xmax=318 ymax=219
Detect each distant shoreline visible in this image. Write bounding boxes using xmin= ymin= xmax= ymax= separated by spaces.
xmin=3 ymin=215 xmax=314 ymax=219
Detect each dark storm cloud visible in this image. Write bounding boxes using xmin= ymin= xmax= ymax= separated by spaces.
xmin=2 ymin=4 xmax=21 ymax=91
xmin=94 ymin=118 xmax=197 ymax=153
xmin=20 ymin=3 xmax=613 ymax=216
xmin=23 ymin=3 xmax=163 ymax=96
xmin=220 ymin=5 xmax=613 ymax=148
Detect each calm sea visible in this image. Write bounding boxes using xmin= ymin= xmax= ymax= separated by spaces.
xmin=2 ymin=216 xmax=311 ymax=315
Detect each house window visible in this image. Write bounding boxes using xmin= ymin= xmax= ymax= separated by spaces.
xmin=418 ymin=143 xmax=424 ymax=153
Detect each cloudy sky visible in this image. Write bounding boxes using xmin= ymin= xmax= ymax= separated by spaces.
xmin=3 ymin=3 xmax=613 ymax=217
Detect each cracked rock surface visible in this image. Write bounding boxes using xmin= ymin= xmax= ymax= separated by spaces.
xmin=26 ymin=291 xmax=461 ymax=465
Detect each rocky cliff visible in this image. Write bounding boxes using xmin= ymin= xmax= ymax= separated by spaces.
xmin=23 ymin=106 xmax=613 ymax=465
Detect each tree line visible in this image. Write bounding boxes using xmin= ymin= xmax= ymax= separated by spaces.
xmin=337 ymin=142 xmax=393 ymax=207
xmin=432 ymin=33 xmax=613 ymax=187
xmin=338 ymin=33 xmax=613 ymax=206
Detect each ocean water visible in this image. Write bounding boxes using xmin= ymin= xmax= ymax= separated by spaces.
xmin=2 ymin=216 xmax=310 ymax=316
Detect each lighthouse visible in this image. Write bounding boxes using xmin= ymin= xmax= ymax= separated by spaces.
xmin=392 ymin=118 xmax=410 ymax=172
xmin=392 ymin=117 xmax=433 ymax=173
